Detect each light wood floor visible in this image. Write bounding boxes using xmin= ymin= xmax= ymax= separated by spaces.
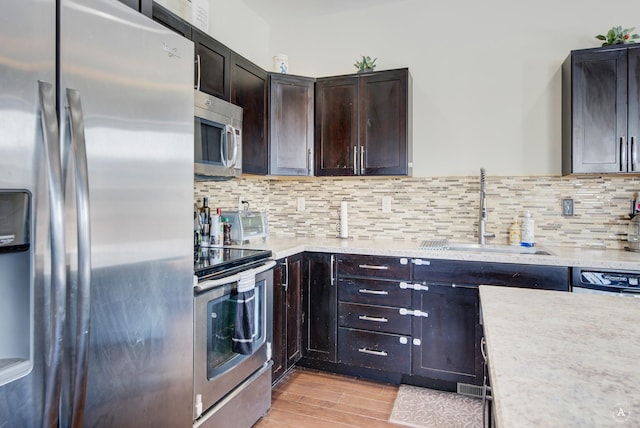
xmin=254 ymin=368 xmax=400 ymax=428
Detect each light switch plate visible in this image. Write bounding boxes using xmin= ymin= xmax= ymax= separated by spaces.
xmin=297 ymin=197 xmax=305 ymax=212
xmin=562 ymin=198 xmax=573 ymax=216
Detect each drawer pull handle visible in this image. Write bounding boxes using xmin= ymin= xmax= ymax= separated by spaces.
xmin=399 ymin=308 xmax=429 ymax=318
xmin=358 ymin=264 xmax=389 ymax=270
xmin=358 ymin=315 xmax=388 ymax=323
xmin=358 ymin=289 xmax=388 ymax=295
xmin=358 ymin=348 xmax=388 ymax=357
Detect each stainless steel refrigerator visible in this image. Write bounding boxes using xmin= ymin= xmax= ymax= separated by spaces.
xmin=0 ymin=0 xmax=195 ymax=426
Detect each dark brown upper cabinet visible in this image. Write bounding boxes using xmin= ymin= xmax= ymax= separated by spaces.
xmin=118 ymin=0 xmax=152 ymax=16
xmin=151 ymin=2 xmax=190 ymax=37
xmin=193 ymin=29 xmax=231 ymax=101
xmin=231 ymin=53 xmax=268 ymax=175
xmin=269 ymin=74 xmax=315 ymax=176
xmin=562 ymin=45 xmax=640 ymax=174
xmin=315 ymin=68 xmax=410 ymax=176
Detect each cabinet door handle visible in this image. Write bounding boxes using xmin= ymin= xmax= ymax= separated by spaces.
xmin=353 ymin=146 xmax=357 ymax=175
xmin=360 ymin=146 xmax=365 ymax=175
xmin=358 ymin=315 xmax=388 ymax=323
xmin=632 ymin=136 xmax=638 ymax=171
xmin=621 ymin=137 xmax=627 ymax=172
xmin=330 ymin=254 xmax=335 ymax=286
xmin=281 ymin=258 xmax=289 ymax=291
xmin=307 ymin=148 xmax=311 ymax=175
xmin=480 ymin=336 xmax=488 ymax=363
xmin=195 ymin=54 xmax=201 ymax=91
xmin=358 ymin=288 xmax=388 ymax=295
xmin=358 ymin=348 xmax=388 ymax=357
xmin=358 ymin=264 xmax=389 ymax=270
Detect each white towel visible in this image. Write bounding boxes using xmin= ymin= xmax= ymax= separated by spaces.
xmin=237 ymin=270 xmax=255 ymax=293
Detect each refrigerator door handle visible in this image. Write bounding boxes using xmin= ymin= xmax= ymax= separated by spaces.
xmin=38 ymin=81 xmax=67 ymax=428
xmin=65 ymin=88 xmax=93 ymax=428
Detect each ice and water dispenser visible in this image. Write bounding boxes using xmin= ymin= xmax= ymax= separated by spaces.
xmin=0 ymin=191 xmax=32 ymax=385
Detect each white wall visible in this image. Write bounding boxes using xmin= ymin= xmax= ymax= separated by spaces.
xmin=207 ymin=0 xmax=270 ymax=67
xmin=180 ymin=0 xmax=640 ymax=177
xmin=260 ymin=0 xmax=640 ymax=177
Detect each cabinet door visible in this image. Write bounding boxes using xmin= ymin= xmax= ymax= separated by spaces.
xmin=567 ymin=48 xmax=627 ymax=173
xmin=151 ymin=3 xmax=191 ymax=38
xmin=193 ymin=29 xmax=231 ymax=100
xmin=302 ymin=253 xmax=337 ymax=362
xmin=359 ymin=69 xmax=409 ymax=175
xmin=118 ymin=0 xmax=152 ymax=15
xmin=270 ymin=74 xmax=315 ymax=176
xmin=412 ymin=283 xmax=482 ymax=385
xmin=272 ymin=261 xmax=287 ymax=382
xmin=315 ymin=77 xmax=358 ymax=176
xmin=286 ymin=254 xmax=303 ymax=367
xmin=628 ymin=47 xmax=640 ymax=173
xmin=231 ymin=53 xmax=268 ymax=175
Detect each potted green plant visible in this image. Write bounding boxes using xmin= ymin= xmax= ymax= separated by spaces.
xmin=595 ymin=26 xmax=639 ymax=46
xmin=354 ymin=55 xmax=377 ymax=73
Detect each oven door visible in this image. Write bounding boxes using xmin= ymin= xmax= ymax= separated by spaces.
xmin=193 ymin=263 xmax=274 ymax=420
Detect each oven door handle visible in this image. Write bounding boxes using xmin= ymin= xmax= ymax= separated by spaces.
xmin=194 ymin=260 xmax=276 ymax=292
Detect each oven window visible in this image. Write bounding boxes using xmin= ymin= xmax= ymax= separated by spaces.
xmin=206 ymin=279 xmax=265 ymax=379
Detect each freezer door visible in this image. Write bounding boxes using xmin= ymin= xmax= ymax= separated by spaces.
xmin=59 ymin=0 xmax=195 ymax=427
xmin=0 ymin=1 xmax=57 ymax=428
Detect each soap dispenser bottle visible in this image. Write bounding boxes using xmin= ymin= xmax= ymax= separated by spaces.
xmin=520 ymin=211 xmax=535 ymax=247
xmin=508 ymin=217 xmax=521 ymax=246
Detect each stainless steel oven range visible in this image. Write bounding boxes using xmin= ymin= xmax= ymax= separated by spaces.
xmin=193 ymin=247 xmax=275 ymax=428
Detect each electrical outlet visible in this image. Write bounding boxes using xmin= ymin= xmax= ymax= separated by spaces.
xmin=297 ymin=197 xmax=305 ymax=212
xmin=562 ymin=198 xmax=574 ymax=216
xmin=382 ymin=196 xmax=392 ymax=213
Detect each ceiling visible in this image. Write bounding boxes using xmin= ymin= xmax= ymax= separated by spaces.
xmin=240 ymin=0 xmax=409 ymax=22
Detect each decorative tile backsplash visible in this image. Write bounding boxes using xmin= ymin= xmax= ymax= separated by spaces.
xmin=195 ymin=175 xmax=640 ymax=250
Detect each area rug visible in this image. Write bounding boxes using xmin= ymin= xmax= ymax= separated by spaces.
xmin=389 ymin=384 xmax=483 ymax=428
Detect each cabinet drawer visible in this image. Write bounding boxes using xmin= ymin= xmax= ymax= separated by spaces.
xmin=338 ymin=254 xmax=410 ymax=279
xmin=338 ymin=302 xmax=411 ymax=335
xmin=338 ymin=328 xmax=411 ymax=373
xmin=338 ymin=278 xmax=411 ymax=307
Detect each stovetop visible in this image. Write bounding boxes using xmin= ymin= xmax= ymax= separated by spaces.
xmin=194 ymin=246 xmax=272 ymax=280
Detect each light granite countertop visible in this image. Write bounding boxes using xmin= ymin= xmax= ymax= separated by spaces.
xmin=235 ymin=236 xmax=640 ymax=270
xmin=479 ymin=285 xmax=640 ymax=427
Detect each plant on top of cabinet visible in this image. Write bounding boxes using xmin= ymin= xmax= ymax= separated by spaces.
xmin=595 ymin=26 xmax=639 ymax=46
xmin=354 ymin=55 xmax=377 ymax=73
xmin=315 ymin=68 xmax=411 ymax=176
xmin=562 ymin=45 xmax=640 ymax=174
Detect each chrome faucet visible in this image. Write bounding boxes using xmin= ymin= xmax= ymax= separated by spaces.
xmin=478 ymin=168 xmax=495 ymax=245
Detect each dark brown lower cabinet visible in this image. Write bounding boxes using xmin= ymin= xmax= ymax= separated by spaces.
xmin=411 ymin=283 xmax=483 ymax=385
xmin=302 ymin=253 xmax=337 ymax=362
xmin=272 ymin=254 xmax=303 ymax=383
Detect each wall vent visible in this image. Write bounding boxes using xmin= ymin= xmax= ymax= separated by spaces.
xmin=457 ymin=382 xmax=483 ymax=398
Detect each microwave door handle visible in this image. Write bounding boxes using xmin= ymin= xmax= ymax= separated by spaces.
xmin=229 ymin=126 xmax=239 ymax=167
xmin=220 ymin=127 xmax=228 ymax=166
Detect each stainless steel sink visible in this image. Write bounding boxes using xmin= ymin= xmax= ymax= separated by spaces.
xmin=419 ymin=240 xmax=553 ymax=255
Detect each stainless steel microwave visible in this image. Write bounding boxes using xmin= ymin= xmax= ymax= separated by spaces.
xmin=194 ymin=90 xmax=243 ymax=180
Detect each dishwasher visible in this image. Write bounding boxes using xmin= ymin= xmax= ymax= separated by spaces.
xmin=571 ymin=267 xmax=640 ymax=297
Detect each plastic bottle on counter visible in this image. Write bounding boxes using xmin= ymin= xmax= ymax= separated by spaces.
xmin=520 ymin=211 xmax=535 ymax=247
xmin=508 ymin=217 xmax=521 ymax=246
xmin=210 ymin=208 xmax=220 ymax=245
